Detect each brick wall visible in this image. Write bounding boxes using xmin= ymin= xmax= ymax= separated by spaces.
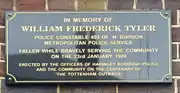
xmin=0 ymin=0 xmax=180 ymax=93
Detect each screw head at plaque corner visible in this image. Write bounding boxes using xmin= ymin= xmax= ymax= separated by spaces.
xmin=8 ymin=14 xmax=12 ymax=17
xmin=8 ymin=77 xmax=12 ymax=81
xmin=164 ymin=12 xmax=168 ymax=16
xmin=166 ymin=76 xmax=170 ymax=80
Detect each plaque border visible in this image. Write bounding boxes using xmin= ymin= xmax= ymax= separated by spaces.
xmin=5 ymin=10 xmax=172 ymax=84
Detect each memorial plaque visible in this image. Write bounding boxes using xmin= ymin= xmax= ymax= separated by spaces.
xmin=5 ymin=10 xmax=172 ymax=84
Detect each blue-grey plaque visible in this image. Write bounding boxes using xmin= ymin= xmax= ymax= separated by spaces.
xmin=5 ymin=10 xmax=172 ymax=84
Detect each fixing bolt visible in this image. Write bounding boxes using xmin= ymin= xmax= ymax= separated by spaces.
xmin=8 ymin=77 xmax=12 ymax=81
xmin=166 ymin=76 xmax=170 ymax=80
xmin=8 ymin=13 xmax=12 ymax=17
xmin=164 ymin=12 xmax=168 ymax=16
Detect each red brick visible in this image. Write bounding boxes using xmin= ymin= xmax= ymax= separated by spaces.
xmin=16 ymin=0 xmax=45 ymax=11
xmin=0 ymin=0 xmax=13 ymax=10
xmin=0 ymin=62 xmax=5 ymax=77
xmin=0 ymin=28 xmax=5 ymax=43
xmin=172 ymin=28 xmax=180 ymax=42
xmin=172 ymin=44 xmax=177 ymax=59
xmin=60 ymin=84 xmax=116 ymax=93
xmin=108 ymin=0 xmax=134 ymax=10
xmin=48 ymin=0 xmax=75 ymax=10
xmin=173 ymin=62 xmax=180 ymax=76
xmin=0 ymin=12 xmax=4 ymax=26
xmin=166 ymin=0 xmax=180 ymax=25
xmin=1 ymin=80 xmax=57 ymax=93
xmin=78 ymin=0 xmax=105 ymax=10
xmin=177 ymin=79 xmax=180 ymax=93
xmin=137 ymin=0 xmax=162 ymax=9
xmin=118 ymin=83 xmax=173 ymax=93
xmin=0 ymin=45 xmax=5 ymax=60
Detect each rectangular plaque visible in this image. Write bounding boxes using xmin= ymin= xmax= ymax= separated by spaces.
xmin=5 ymin=10 xmax=172 ymax=84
